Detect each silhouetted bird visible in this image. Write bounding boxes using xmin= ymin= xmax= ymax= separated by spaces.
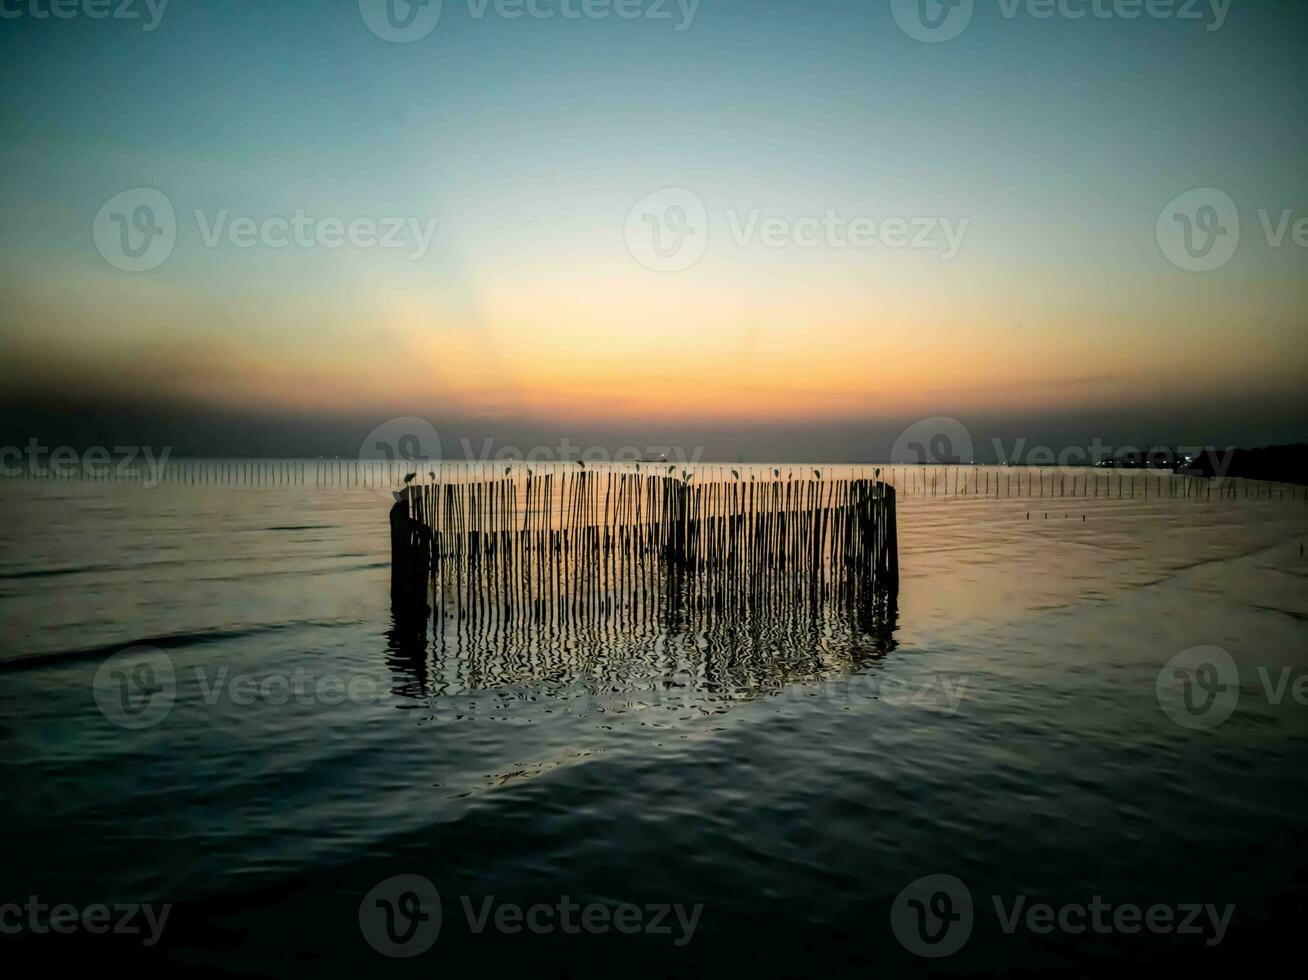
xmin=428 ymin=471 xmax=436 ymax=480
xmin=505 ymin=466 xmax=512 ymax=475
xmin=403 ymin=472 xmax=416 ymax=484
xmin=731 ymin=469 xmax=739 ymax=479
xmin=773 ymin=468 xmax=780 ymax=477
xmin=577 ymin=460 xmax=585 ymax=468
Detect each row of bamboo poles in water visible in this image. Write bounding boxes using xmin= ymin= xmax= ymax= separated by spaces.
xmin=11 ymin=458 xmax=1305 ymax=501
xmin=391 ymin=470 xmax=899 ymax=629
xmin=887 ymin=467 xmax=1294 ymax=499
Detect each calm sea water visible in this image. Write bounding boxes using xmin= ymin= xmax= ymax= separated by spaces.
xmin=2 ymin=465 xmax=1306 ymax=977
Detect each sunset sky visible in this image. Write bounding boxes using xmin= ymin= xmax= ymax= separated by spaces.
xmin=2 ymin=0 xmax=1305 ymax=460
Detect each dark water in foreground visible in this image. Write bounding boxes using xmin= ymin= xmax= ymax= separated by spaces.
xmin=2 ymin=471 xmax=1307 ymax=977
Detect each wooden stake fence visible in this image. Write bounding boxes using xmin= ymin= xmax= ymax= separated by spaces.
xmin=390 ymin=471 xmax=899 ymax=631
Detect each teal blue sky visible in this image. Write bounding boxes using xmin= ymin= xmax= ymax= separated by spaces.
xmin=1 ymin=0 xmax=1305 ymax=458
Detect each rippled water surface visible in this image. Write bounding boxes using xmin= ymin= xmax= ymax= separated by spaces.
xmin=2 ymin=468 xmax=1306 ymax=977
